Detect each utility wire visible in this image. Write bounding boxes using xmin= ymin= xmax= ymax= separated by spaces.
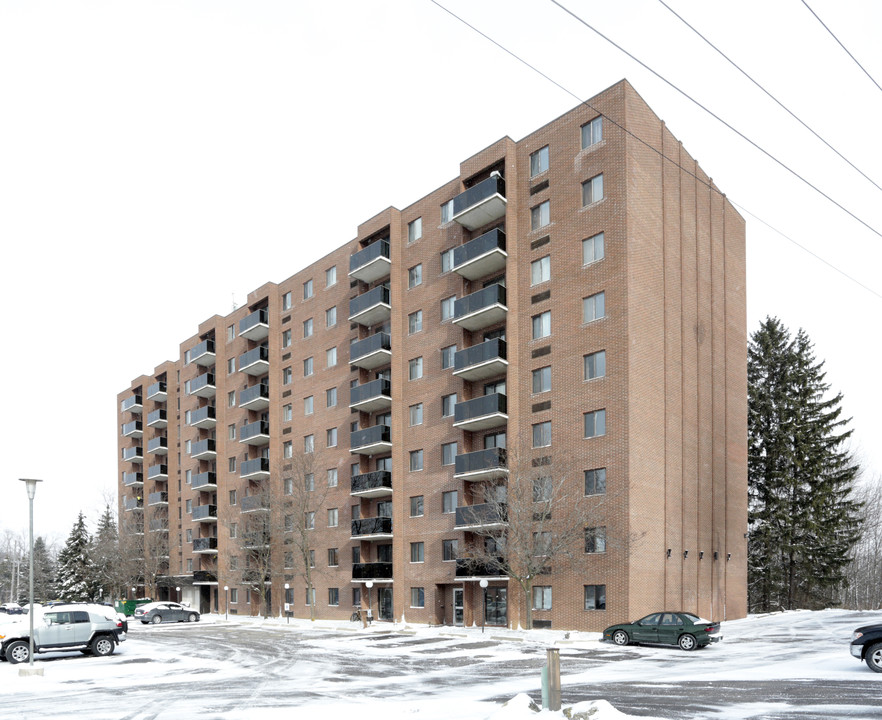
xmin=547 ymin=0 xmax=882 ymax=241
xmin=801 ymin=0 xmax=882 ymax=96
xmin=657 ymin=0 xmax=882 ymax=194
xmin=426 ymin=0 xmax=881 ymax=302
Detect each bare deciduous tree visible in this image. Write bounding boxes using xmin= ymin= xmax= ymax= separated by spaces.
xmin=840 ymin=475 xmax=882 ymax=610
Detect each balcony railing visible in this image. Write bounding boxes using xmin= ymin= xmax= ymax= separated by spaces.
xmin=349 ymin=378 xmax=392 ymax=412
xmin=352 ymin=562 xmax=393 ymax=580
xmin=121 ymin=420 xmax=143 ymax=439
xmin=453 ymin=338 xmax=508 ymax=381
xmin=123 ymin=496 xmax=143 ymax=512
xmin=121 ymin=394 xmax=143 ymax=414
xmin=242 ymin=532 xmax=270 ymax=549
xmin=186 ymin=339 xmax=215 ymax=367
xmin=191 ymin=439 xmax=216 ymax=460
xmin=189 ymin=405 xmax=217 ymax=429
xmin=192 ymin=471 xmax=218 ymax=490
xmin=239 ymin=345 xmax=270 ymax=376
xmin=351 ymin=516 xmax=393 ymax=538
xmin=146 ymin=381 xmax=167 ymax=402
xmin=146 ymin=409 xmax=168 ymax=428
xmin=452 ymin=174 xmax=507 ymax=230
xmin=454 ymin=447 xmax=508 ymax=481
xmin=148 ymin=519 xmax=169 ymax=533
xmin=453 ymin=228 xmax=507 ymax=280
xmin=147 ymin=464 xmax=168 ymax=481
xmin=192 ymin=504 xmax=218 ymax=522
xmin=122 ymin=471 xmax=143 ymax=487
xmin=186 ymin=372 xmax=216 ymax=398
xmin=241 ymin=495 xmax=270 ymax=513
xmin=240 ymin=420 xmax=270 ymax=445
xmin=348 ymin=285 xmax=391 ymax=327
xmin=454 ymin=503 xmax=508 ymax=529
xmin=350 ymin=470 xmax=392 ymax=498
xmin=240 ymin=383 xmax=270 ymax=410
xmin=453 ymin=393 xmax=508 ymax=431
xmin=453 ymin=283 xmax=507 ymax=331
xmin=239 ymin=308 xmax=269 ymax=341
xmin=455 ymin=557 xmax=507 ymax=578
xmin=193 ymin=570 xmax=217 ymax=584
xmin=349 ymin=239 xmax=391 ymax=284
xmin=240 ymin=457 xmax=270 ymax=480
xmin=147 ymin=491 xmax=168 ymax=506
xmin=193 ymin=537 xmax=218 ymax=554
xmin=122 ymin=446 xmax=143 ymax=463
xmin=350 ymin=424 xmax=392 ymax=456
xmin=349 ymin=332 xmax=392 ymax=370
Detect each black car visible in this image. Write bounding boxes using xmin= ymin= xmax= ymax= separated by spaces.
xmin=850 ymin=623 xmax=882 ymax=672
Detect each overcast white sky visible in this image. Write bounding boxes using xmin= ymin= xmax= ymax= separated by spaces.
xmin=2 ymin=0 xmax=880 ymax=543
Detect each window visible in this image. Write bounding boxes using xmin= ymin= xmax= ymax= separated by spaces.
xmin=530 ymin=145 xmax=549 ymax=177
xmin=582 ymin=174 xmax=604 ymax=206
xmin=303 ymin=317 xmax=313 ymax=338
xmin=227 ymin=357 xmax=235 ymax=374
xmin=532 ymin=311 xmax=551 ymax=339
xmin=283 ymin=403 xmax=293 ymax=422
xmin=328 ymin=588 xmax=339 ymax=606
xmin=228 ymin=390 xmax=236 ymax=407
xmin=533 ymin=475 xmax=552 ymax=502
xmin=326 ymin=387 xmax=337 ymax=407
xmin=582 ymin=232 xmax=605 ymax=265
xmin=228 ymin=423 xmax=236 ymax=440
xmin=282 ymin=291 xmax=292 ymax=310
xmin=284 ymin=477 xmax=294 ymax=495
xmin=352 ymin=587 xmax=362 ymax=607
xmin=283 ymin=440 xmax=293 ymax=459
xmin=584 ymin=409 xmax=607 ymax=438
xmin=409 ymin=449 xmax=424 ymax=472
xmin=410 ymin=587 xmax=425 ymax=608
xmin=531 ymin=200 xmax=550 ymax=231
xmin=227 ymin=324 xmax=235 ymax=342
xmin=327 ymin=346 xmax=337 ymax=368
xmin=326 ymin=427 xmax=338 ymax=447
xmin=186 ymin=528 xmax=193 ymax=543
xmin=440 ymin=248 xmax=454 ymax=273
xmin=442 ymin=539 xmax=458 ymax=561
xmin=583 ymin=291 xmax=605 ymax=323
xmin=409 ymin=357 xmax=423 ymax=380
xmin=303 ymin=279 xmax=313 ymax=300
xmin=328 ymin=508 xmax=338 ymax=527
xmin=532 ymin=586 xmax=552 ymax=610
xmin=351 ymin=462 xmax=361 ymax=478
xmin=410 ymin=495 xmax=424 ymax=517
xmin=284 ymin=551 xmax=294 ymax=568
xmin=228 ymin=457 xmax=236 ymax=473
xmin=283 ymin=367 xmax=292 ymax=385
xmin=326 ymin=266 xmax=337 ymax=287
xmin=533 ymin=421 xmax=551 ymax=448
xmin=534 ymin=531 xmax=552 ymax=555
xmin=442 ymin=490 xmax=457 ymax=514
xmin=303 ymin=357 xmax=314 ymax=376
xmin=584 ymin=350 xmax=606 ymax=380
xmin=409 ymin=403 xmax=423 ymax=426
xmin=306 ymin=511 xmax=315 ymax=530
xmin=581 ymin=116 xmax=603 ymax=149
xmin=305 ymin=588 xmax=315 ymax=606
xmin=585 ymin=526 xmax=607 ymax=553
xmin=185 ymin=499 xmax=192 ymax=513
xmin=328 ymin=548 xmax=339 ymax=566
xmin=441 ymin=199 xmax=455 ymax=223
xmin=229 ymin=490 xmax=237 ymax=505
xmin=304 ymin=434 xmax=314 ymax=453
xmin=442 ymin=441 xmax=457 ymax=466
xmin=531 ymin=256 xmax=550 ymax=286
xmin=532 ymin=366 xmax=551 ymax=394
xmin=304 ymin=395 xmax=314 ymax=415
xmin=230 ymin=588 xmax=239 ymax=604
xmin=326 ymin=306 xmax=337 ymax=327
xmin=441 ymin=344 xmax=456 ymax=369
xmin=284 ymin=514 xmax=294 ymax=532
xmin=408 ymin=264 xmax=422 ymax=288
xmin=441 ymin=295 xmax=456 ymax=321
xmin=229 ymin=522 xmax=237 ymax=539
xmin=442 ymin=393 xmax=457 ymax=417
xmin=408 ymin=217 xmax=422 ymax=243
xmin=484 ymin=431 xmax=506 ymax=449
xmin=408 ymin=310 xmax=423 ymax=334
xmin=282 ymin=329 xmax=292 ymax=348
xmin=351 ymin=505 xmax=360 ymax=523
xmin=410 ymin=542 xmax=424 ymax=563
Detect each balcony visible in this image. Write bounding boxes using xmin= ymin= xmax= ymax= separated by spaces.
xmin=121 ymin=394 xmax=143 ymax=415
xmin=349 ymin=332 xmax=392 ymax=370
xmin=453 ymin=338 xmax=508 ymax=382
xmin=149 ymin=519 xmax=169 ymax=533
xmin=352 ymin=562 xmax=393 ymax=581
xmin=348 ymin=285 xmax=391 ymax=327
xmin=452 ymin=174 xmax=507 ymax=230
xmin=240 ymin=495 xmax=270 ymax=513
xmin=455 ymin=557 xmax=507 ymax=578
xmin=453 ymin=393 xmax=508 ymax=431
xmin=453 ymin=228 xmax=507 ymax=280
xmin=147 ymin=436 xmax=168 ymax=455
xmin=192 ymin=471 xmax=218 ymax=490
xmin=186 ymin=372 xmax=216 ymax=398
xmin=350 ymin=424 xmax=392 ymax=456
xmin=349 ymin=378 xmax=392 ymax=413
xmin=122 ymin=446 xmax=143 ymax=464
xmin=240 ymin=383 xmax=270 ymax=411
xmin=454 ymin=503 xmax=507 ymax=530
xmin=239 ymin=308 xmax=269 ymax=341
xmin=239 ymin=345 xmax=270 ymax=376
xmin=146 ymin=409 xmax=168 ymax=428
xmin=193 ymin=570 xmax=217 ymax=584
xmin=348 ymin=239 xmax=391 ymax=284
xmin=147 ymin=464 xmax=168 ymax=481
xmin=453 ymin=284 xmax=507 ymax=331
xmin=242 ymin=532 xmax=270 ymax=549
xmin=191 ymin=439 xmax=217 ymax=460
xmin=189 ymin=405 xmax=217 ymax=429
xmin=193 ymin=537 xmax=218 ymax=554
xmin=240 ymin=420 xmax=270 ymax=446
xmin=351 ymin=516 xmax=393 ymax=540
xmin=240 ymin=457 xmax=270 ymax=480
xmin=146 ymin=381 xmax=167 ymax=402
xmin=122 ymin=471 xmax=143 ymax=488
xmin=454 ymin=447 xmax=508 ymax=482
xmin=123 ymin=496 xmax=143 ymax=512
xmin=350 ymin=470 xmax=392 ymax=498
xmin=192 ymin=504 xmax=218 ymax=523
xmin=121 ymin=420 xmax=143 ymax=439
xmin=186 ymin=339 xmax=215 ymax=367
xmin=147 ymin=491 xmax=168 ymax=506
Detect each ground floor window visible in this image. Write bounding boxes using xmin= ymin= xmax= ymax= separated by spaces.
xmin=584 ymin=584 xmax=606 ymax=610
xmin=532 ymin=585 xmax=552 ymax=610
xmin=410 ymin=587 xmax=425 ymax=608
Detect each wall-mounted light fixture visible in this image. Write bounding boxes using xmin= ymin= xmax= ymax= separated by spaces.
xmin=683 ymin=550 xmax=689 ymax=559
xmin=699 ymin=551 xmax=704 ymax=560
xmin=727 ymin=553 xmax=731 ymax=561
xmin=713 ymin=551 xmax=718 ymax=561
xmin=666 ymin=548 xmax=672 ymax=558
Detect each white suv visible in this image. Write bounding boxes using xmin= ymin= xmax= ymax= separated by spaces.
xmin=0 ymin=603 xmax=126 ymax=664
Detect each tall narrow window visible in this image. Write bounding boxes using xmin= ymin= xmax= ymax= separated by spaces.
xmin=303 ymin=317 xmax=313 ymax=338
xmin=441 ymin=295 xmax=456 ymax=322
xmin=583 ymin=292 xmax=606 ymax=323
xmin=582 ymin=232 xmax=605 ymax=265
xmin=441 ymin=199 xmax=454 ymax=223
xmin=303 ymin=279 xmax=314 ymax=299
xmin=440 ymin=248 xmax=454 ymax=273
xmin=409 ymin=449 xmax=424 ymax=471
xmin=326 ymin=266 xmax=337 ymax=287
xmin=408 ymin=264 xmax=423 ymax=288
xmin=442 ymin=442 xmax=457 ymax=466
xmin=584 ymin=409 xmax=607 ymax=438
xmin=585 ymin=468 xmax=607 ymax=495
xmin=582 ymin=174 xmax=604 ymax=206
xmin=409 ymin=403 xmax=423 ymax=426
xmin=531 ymin=256 xmax=550 ymax=285
xmin=326 ymin=346 xmax=337 ymax=368
xmin=408 ymin=310 xmax=423 ymax=334
xmin=410 ymin=543 xmax=424 ymax=563
xmin=410 ymin=587 xmax=425 ymax=607
xmin=532 ymin=421 xmax=551 ymax=448
xmin=585 ymin=526 xmax=607 ymax=553
xmin=584 ymin=350 xmax=606 ymax=380
xmin=441 ymin=344 xmax=457 ymax=370
xmin=532 ymin=311 xmax=551 ymax=339
xmin=408 ymin=217 xmax=422 ymax=243
xmin=530 ymin=145 xmax=549 ymax=177
xmin=326 ymin=306 xmax=337 ymax=327
xmin=581 ymin=116 xmax=603 ymax=149
xmin=409 ymin=357 xmax=423 ymax=380
xmin=532 ymin=366 xmax=551 ymax=394
xmin=531 ymin=200 xmax=550 ymax=231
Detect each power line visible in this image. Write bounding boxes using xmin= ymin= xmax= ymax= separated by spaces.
xmin=656 ymin=0 xmax=882 ymax=194
xmin=801 ymin=0 xmax=882 ymax=96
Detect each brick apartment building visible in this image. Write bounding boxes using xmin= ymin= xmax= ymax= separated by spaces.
xmin=116 ymin=80 xmax=747 ymax=631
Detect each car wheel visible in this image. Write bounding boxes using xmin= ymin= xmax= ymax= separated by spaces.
xmin=91 ymin=636 xmax=115 ymax=657
xmin=678 ymin=633 xmax=697 ymax=651
xmin=5 ymin=640 xmax=30 ymax=665
xmin=151 ymin=614 xmax=163 ymax=625
xmin=188 ymin=613 xmax=198 ymax=623
xmin=612 ymin=630 xmax=630 ymax=646
xmin=866 ymin=643 xmax=882 ymax=673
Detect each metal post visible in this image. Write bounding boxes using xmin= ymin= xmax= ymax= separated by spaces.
xmin=284 ymin=583 xmax=290 ymax=624
xmin=19 ymin=478 xmax=42 ymax=674
xmin=479 ymin=579 xmax=488 ymax=634
xmin=546 ymin=647 xmax=561 ymax=711
xmin=224 ymin=586 xmax=229 ymax=620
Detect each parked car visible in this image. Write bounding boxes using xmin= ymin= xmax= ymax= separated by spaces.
xmin=850 ymin=623 xmax=882 ymax=672
xmin=134 ymin=601 xmax=199 ymax=625
xmin=603 ymin=611 xmax=722 ymax=651
xmin=0 ymin=603 xmax=24 ymax=615
xmin=0 ymin=603 xmax=126 ymax=664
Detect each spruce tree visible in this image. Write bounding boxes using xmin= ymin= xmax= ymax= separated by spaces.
xmin=56 ymin=512 xmax=98 ymax=602
xmin=92 ymin=505 xmax=124 ymax=601
xmin=32 ymin=536 xmax=57 ymax=602
xmin=748 ymin=317 xmax=862 ymax=611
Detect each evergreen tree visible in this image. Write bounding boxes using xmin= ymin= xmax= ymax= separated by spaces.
xmin=748 ymin=317 xmax=862 ymax=611
xmin=56 ymin=512 xmax=98 ymax=602
xmin=32 ymin=536 xmax=57 ymax=602
xmin=91 ymin=505 xmax=124 ymax=601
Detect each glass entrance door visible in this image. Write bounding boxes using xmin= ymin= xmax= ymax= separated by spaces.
xmin=379 ymin=587 xmax=393 ymax=621
xmin=453 ymin=588 xmax=464 ymax=626
xmin=484 ymin=587 xmax=507 ymax=626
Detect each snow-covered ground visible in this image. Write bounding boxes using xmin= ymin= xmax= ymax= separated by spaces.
xmin=3 ymin=609 xmax=881 ymax=719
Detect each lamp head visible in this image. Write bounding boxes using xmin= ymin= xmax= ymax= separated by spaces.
xmin=479 ymin=579 xmax=489 ymax=588
xmin=19 ymin=478 xmax=43 ymax=500
xmin=365 ymin=581 xmax=374 ymax=589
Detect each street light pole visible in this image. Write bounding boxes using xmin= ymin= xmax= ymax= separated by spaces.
xmin=479 ymin=579 xmax=489 ymax=634
xmin=176 ymin=586 xmax=181 ymax=603
xmin=19 ymin=478 xmax=42 ymax=672
xmin=365 ymin=580 xmax=373 ymax=625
